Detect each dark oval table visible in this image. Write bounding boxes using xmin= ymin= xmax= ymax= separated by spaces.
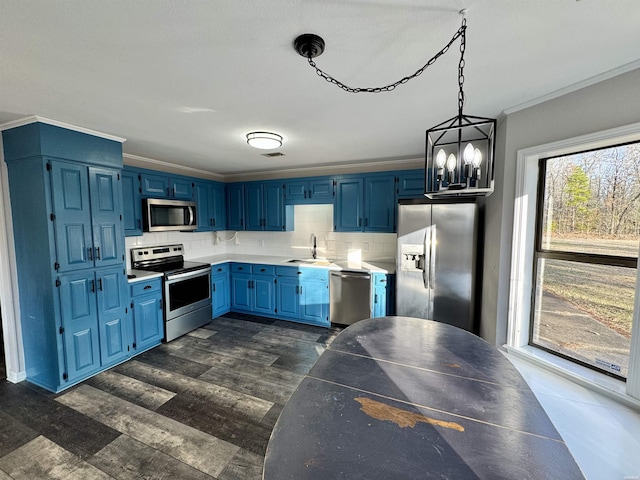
xmin=263 ymin=316 xmax=585 ymax=479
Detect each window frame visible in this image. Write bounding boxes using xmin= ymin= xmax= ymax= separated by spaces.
xmin=507 ymin=121 xmax=640 ymax=403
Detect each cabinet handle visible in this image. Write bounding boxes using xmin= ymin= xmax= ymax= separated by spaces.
xmin=137 ymin=218 xmax=141 ymax=228
xmin=95 ymin=247 xmax=101 ymax=260
xmin=88 ymin=248 xmax=93 ymax=261
xmin=299 ymin=286 xmax=303 ymax=294
xmin=210 ymin=219 xmax=213 ymax=226
xmin=359 ymin=218 xmax=362 ymax=227
xmin=295 ymin=286 xmax=299 ymax=294
xmin=143 ymin=285 xmax=152 ymax=290
xmin=217 ymin=268 xmax=222 ymax=272
xmin=90 ymin=280 xmax=95 ymax=293
xmin=260 ymin=268 xmax=265 ymax=272
xmin=212 ymin=284 xmax=216 ymax=292
xmin=212 ymin=218 xmax=216 ymax=226
xmin=98 ymin=278 xmax=103 ymax=291
xmin=374 ymin=293 xmax=378 ymax=304
xmin=365 ymin=218 xmax=368 ymax=227
xmin=304 ymin=190 xmax=307 ymax=198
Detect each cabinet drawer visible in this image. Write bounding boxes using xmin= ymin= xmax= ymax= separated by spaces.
xmin=211 ymin=263 xmax=229 ymax=275
xmin=275 ymin=266 xmax=301 ymax=277
xmin=131 ymin=278 xmax=162 ymax=297
xmin=231 ymin=263 xmax=251 ymax=273
xmin=252 ymin=264 xmax=275 ymax=275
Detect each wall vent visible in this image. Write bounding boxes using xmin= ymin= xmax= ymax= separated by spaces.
xmin=261 ymin=152 xmax=285 ymax=157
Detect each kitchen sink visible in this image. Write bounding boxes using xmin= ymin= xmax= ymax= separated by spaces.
xmin=284 ymin=258 xmax=332 ymax=266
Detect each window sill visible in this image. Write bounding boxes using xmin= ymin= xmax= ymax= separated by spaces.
xmin=504 ymin=344 xmax=640 ymax=411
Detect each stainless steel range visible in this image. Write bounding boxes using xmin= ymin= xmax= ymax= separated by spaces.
xmin=131 ymin=244 xmax=211 ymax=341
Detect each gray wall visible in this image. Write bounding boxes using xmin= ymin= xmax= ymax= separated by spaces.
xmin=480 ymin=67 xmax=640 ymax=345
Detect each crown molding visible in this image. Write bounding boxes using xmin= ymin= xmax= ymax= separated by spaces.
xmin=0 ymin=115 xmax=126 ymax=143
xmin=123 ymin=153 xmax=225 ymax=181
xmin=502 ymin=59 xmax=640 ymax=116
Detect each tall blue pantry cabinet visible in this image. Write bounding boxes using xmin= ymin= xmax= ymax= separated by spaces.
xmin=2 ymin=120 xmax=128 ymax=392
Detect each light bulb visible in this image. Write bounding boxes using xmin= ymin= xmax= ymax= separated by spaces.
xmin=472 ymin=148 xmax=483 ymax=167
xmin=446 ymin=154 xmax=457 ymax=172
xmin=463 ymin=143 xmax=475 ymax=165
xmin=435 ymin=149 xmax=447 ymax=168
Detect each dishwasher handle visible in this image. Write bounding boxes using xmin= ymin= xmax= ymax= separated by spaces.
xmin=332 ymin=272 xmax=371 ymax=280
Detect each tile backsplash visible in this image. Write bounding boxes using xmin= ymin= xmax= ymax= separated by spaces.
xmin=125 ymin=204 xmax=397 ymax=269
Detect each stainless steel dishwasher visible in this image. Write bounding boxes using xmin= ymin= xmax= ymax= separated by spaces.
xmin=330 ymin=271 xmax=372 ymax=325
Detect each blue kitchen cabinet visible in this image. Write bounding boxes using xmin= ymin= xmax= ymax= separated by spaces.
xmin=194 ymin=180 xmax=227 ymax=231
xmin=130 ymin=277 xmax=163 ymax=352
xmin=3 ymin=120 xmax=127 ymax=392
xmin=140 ymin=171 xmax=193 ymax=200
xmin=334 ymin=177 xmax=363 ymax=231
xmin=230 ymin=263 xmax=276 ymax=315
xmin=285 ymin=177 xmax=334 ymax=204
xmin=364 ymin=175 xmax=396 ymax=232
xmin=226 ymin=183 xmax=245 ymax=230
xmin=58 ymin=271 xmax=102 ymax=382
xmin=299 ymin=268 xmax=330 ymax=325
xmin=211 ymin=264 xmax=230 ymax=318
xmin=372 ymin=273 xmax=388 ymax=318
xmin=244 ymin=181 xmax=288 ymax=231
xmin=335 ymin=174 xmax=395 ymax=232
xmin=96 ymin=267 xmax=130 ymax=366
xmin=396 ymin=169 xmax=425 ymax=198
xmin=50 ymin=161 xmax=125 ymax=272
xmin=275 ymin=266 xmax=329 ymax=326
xmin=122 ymin=168 xmax=143 ymax=236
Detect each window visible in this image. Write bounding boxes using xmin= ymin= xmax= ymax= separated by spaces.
xmin=509 ymin=124 xmax=640 ymax=401
xmin=532 ymin=143 xmax=640 ymax=379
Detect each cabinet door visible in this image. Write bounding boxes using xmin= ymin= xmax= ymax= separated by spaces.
xmin=211 ymin=183 xmax=227 ymax=230
xmin=285 ymin=181 xmax=308 ymax=203
xmin=122 ymin=170 xmax=143 ymax=236
xmin=334 ymin=178 xmax=363 ymax=231
xmin=194 ymin=182 xmax=213 ymax=231
xmin=211 ymin=272 xmax=230 ymax=318
xmin=397 ymin=170 xmax=425 ymax=198
xmin=244 ymin=183 xmax=263 ymax=230
xmin=51 ymin=161 xmax=94 ymax=272
xmin=89 ymin=167 xmax=124 ymax=267
xmin=226 ymin=184 xmax=245 ymax=230
xmin=141 ymin=172 xmax=169 ymax=198
xmin=133 ymin=294 xmax=163 ymax=351
xmin=276 ymin=276 xmax=299 ymax=319
xmin=59 ymin=271 xmax=101 ymax=382
xmin=170 ymin=177 xmax=193 ymax=200
xmin=231 ymin=272 xmax=252 ymax=311
xmin=364 ymin=175 xmax=396 ymax=232
xmin=96 ymin=268 xmax=129 ymax=366
xmin=253 ymin=274 xmax=275 ymax=315
xmin=372 ymin=284 xmax=386 ymax=318
xmin=263 ymin=182 xmax=285 ymax=231
xmin=309 ymin=179 xmax=334 ymax=203
xmin=299 ymin=275 xmax=329 ymax=325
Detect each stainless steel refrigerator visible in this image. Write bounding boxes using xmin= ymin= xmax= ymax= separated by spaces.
xmin=396 ymin=200 xmax=479 ymax=332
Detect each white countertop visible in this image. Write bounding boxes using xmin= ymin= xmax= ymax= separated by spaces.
xmin=189 ymin=254 xmax=396 ymax=274
xmin=127 ymin=269 xmax=164 ymax=283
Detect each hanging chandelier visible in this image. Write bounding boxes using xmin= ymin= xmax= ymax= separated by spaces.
xmin=293 ymin=12 xmax=495 ymax=197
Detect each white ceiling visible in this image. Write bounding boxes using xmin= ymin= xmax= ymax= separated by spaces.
xmin=1 ymin=0 xmax=639 ymax=178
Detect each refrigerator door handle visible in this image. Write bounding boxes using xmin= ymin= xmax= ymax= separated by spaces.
xmin=429 ymin=225 xmax=436 ymax=289
xmin=422 ymin=228 xmax=429 ymax=289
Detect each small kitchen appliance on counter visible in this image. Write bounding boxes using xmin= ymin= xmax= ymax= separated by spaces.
xmin=131 ymin=244 xmax=211 ymax=341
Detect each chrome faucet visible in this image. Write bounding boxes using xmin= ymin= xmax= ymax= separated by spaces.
xmin=310 ymin=233 xmax=317 ymax=259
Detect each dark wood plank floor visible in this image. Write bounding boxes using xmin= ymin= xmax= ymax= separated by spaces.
xmin=0 ymin=313 xmax=342 ymax=479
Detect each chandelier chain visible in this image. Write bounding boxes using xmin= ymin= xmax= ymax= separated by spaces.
xmin=306 ymin=18 xmax=467 ymax=95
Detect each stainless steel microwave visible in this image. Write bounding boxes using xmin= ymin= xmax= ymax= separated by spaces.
xmin=142 ymin=198 xmax=197 ymax=232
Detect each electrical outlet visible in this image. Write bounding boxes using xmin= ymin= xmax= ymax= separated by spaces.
xmin=363 ymin=242 xmax=369 ymax=252
xmin=259 ymin=239 xmax=265 ymax=247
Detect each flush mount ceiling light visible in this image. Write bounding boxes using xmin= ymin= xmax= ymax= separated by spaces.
xmin=246 ymin=131 xmax=283 ymax=149
xmin=293 ymin=11 xmax=495 ymax=197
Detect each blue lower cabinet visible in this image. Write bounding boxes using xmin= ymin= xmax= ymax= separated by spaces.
xmin=97 ymin=267 xmax=130 ymax=366
xmin=230 ymin=264 xmax=276 ymax=315
xmin=211 ymin=264 xmax=230 ymax=318
xmin=231 ymin=270 xmax=252 ymax=312
xmin=275 ymin=267 xmax=329 ymax=327
xmin=371 ymin=273 xmax=394 ymax=318
xmin=130 ymin=277 xmax=163 ymax=352
xmin=59 ymin=271 xmax=102 ymax=383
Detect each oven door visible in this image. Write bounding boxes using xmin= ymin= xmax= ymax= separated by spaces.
xmin=164 ymin=268 xmax=211 ymax=321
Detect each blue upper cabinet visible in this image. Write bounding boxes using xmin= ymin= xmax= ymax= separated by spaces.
xmin=264 ymin=182 xmax=286 ymax=231
xmin=89 ymin=167 xmax=125 ymax=268
xmin=226 ymin=183 xmax=245 ymax=230
xmin=285 ymin=177 xmax=334 ymax=204
xmin=121 ymin=168 xmax=143 ymax=236
xmin=335 ymin=174 xmax=396 ymax=232
xmin=396 ymin=169 xmax=426 ymax=199
xmin=245 ymin=183 xmax=263 ymax=230
xmin=140 ymin=171 xmax=193 ymax=200
xmin=194 ymin=180 xmax=226 ymax=231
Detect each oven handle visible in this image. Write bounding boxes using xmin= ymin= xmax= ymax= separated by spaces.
xmin=166 ymin=268 xmax=210 ymax=283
